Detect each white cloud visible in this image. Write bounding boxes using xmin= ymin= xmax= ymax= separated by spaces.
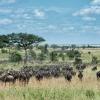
xmin=73 ymin=0 xmax=100 ymax=21
xmin=45 ymin=7 xmax=66 ymax=13
xmin=0 ymin=18 xmax=13 ymax=25
xmin=82 ymin=16 xmax=96 ymax=21
xmin=92 ymin=0 xmax=100 ymax=5
xmin=73 ymin=6 xmax=100 ymax=16
xmin=0 ymin=0 xmax=16 ymax=4
xmin=34 ymin=9 xmax=45 ymax=18
xmin=0 ymin=8 xmax=12 ymax=13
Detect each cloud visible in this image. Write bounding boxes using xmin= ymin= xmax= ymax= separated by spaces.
xmin=34 ymin=9 xmax=45 ymax=18
xmin=45 ymin=7 xmax=67 ymax=13
xmin=0 ymin=8 xmax=12 ymax=13
xmin=73 ymin=0 xmax=100 ymax=21
xmin=0 ymin=18 xmax=13 ymax=25
xmin=73 ymin=6 xmax=100 ymax=16
xmin=91 ymin=0 xmax=100 ymax=5
xmin=0 ymin=0 xmax=16 ymax=4
xmin=82 ymin=16 xmax=96 ymax=21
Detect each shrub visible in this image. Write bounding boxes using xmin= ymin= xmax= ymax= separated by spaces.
xmin=50 ymin=51 xmax=58 ymax=62
xmin=1 ymin=49 xmax=8 ymax=53
xmin=74 ymin=57 xmax=82 ymax=65
xmin=29 ymin=50 xmax=37 ymax=60
xmin=37 ymin=53 xmax=46 ymax=61
xmin=67 ymin=50 xmax=81 ymax=59
xmin=85 ymin=90 xmax=95 ymax=99
xmin=9 ymin=52 xmax=22 ymax=63
xmin=91 ymin=56 xmax=98 ymax=65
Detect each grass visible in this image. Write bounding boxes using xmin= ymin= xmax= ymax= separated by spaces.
xmin=0 ymin=78 xmax=100 ymax=100
xmin=0 ymin=66 xmax=100 ymax=100
xmin=0 ymin=48 xmax=100 ymax=100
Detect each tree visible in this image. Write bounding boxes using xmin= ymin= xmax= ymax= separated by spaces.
xmin=59 ymin=53 xmax=65 ymax=62
xmin=50 ymin=51 xmax=58 ymax=62
xmin=9 ymin=52 xmax=22 ymax=63
xmin=74 ymin=57 xmax=82 ymax=65
xmin=91 ymin=56 xmax=98 ymax=65
xmin=43 ymin=44 xmax=48 ymax=54
xmin=0 ymin=34 xmax=15 ymax=54
xmin=38 ymin=52 xmax=46 ymax=62
xmin=67 ymin=50 xmax=81 ymax=59
xmin=15 ymin=33 xmax=45 ymax=64
xmin=29 ymin=50 xmax=37 ymax=60
xmin=51 ymin=44 xmax=59 ymax=49
xmin=71 ymin=44 xmax=76 ymax=50
xmin=0 ymin=33 xmax=45 ymax=64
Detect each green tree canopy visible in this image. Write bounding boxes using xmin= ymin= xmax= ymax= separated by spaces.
xmin=0 ymin=33 xmax=45 ymax=64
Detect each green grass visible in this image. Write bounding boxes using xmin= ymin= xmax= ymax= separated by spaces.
xmin=0 ymin=48 xmax=100 ymax=69
xmin=0 ymin=48 xmax=100 ymax=100
xmin=0 ymin=86 xmax=100 ymax=100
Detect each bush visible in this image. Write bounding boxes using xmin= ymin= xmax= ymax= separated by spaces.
xmin=91 ymin=56 xmax=98 ymax=65
xmin=1 ymin=49 xmax=8 ymax=53
xmin=9 ymin=52 xmax=22 ymax=63
xmin=37 ymin=53 xmax=46 ymax=61
xmin=50 ymin=51 xmax=58 ymax=62
xmin=29 ymin=50 xmax=37 ymax=60
xmin=85 ymin=90 xmax=95 ymax=99
xmin=74 ymin=57 xmax=82 ymax=65
xmin=67 ymin=50 xmax=81 ymax=59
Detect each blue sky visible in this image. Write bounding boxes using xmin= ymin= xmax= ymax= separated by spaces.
xmin=0 ymin=0 xmax=100 ymax=44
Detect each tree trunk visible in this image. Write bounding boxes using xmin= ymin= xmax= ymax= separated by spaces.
xmin=24 ymin=49 xmax=28 ymax=65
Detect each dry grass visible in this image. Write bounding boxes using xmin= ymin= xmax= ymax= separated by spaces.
xmin=0 ymin=67 xmax=100 ymax=100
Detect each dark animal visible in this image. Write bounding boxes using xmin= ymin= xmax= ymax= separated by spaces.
xmin=0 ymin=74 xmax=15 ymax=86
xmin=64 ymin=71 xmax=72 ymax=82
xmin=76 ymin=64 xmax=86 ymax=71
xmin=96 ymin=71 xmax=100 ymax=80
xmin=35 ymin=71 xmax=43 ymax=81
xmin=78 ymin=71 xmax=83 ymax=81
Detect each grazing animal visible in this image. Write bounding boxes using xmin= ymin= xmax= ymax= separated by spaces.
xmin=76 ymin=64 xmax=86 ymax=71
xmin=35 ymin=71 xmax=43 ymax=81
xmin=78 ymin=71 xmax=83 ymax=81
xmin=64 ymin=71 xmax=72 ymax=82
xmin=96 ymin=71 xmax=100 ymax=80
xmin=0 ymin=74 xmax=15 ymax=86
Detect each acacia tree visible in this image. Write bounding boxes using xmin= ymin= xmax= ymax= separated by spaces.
xmin=0 ymin=33 xmax=45 ymax=64
xmin=14 ymin=33 xmax=45 ymax=64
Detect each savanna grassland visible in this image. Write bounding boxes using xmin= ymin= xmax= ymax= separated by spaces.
xmin=0 ymin=48 xmax=100 ymax=100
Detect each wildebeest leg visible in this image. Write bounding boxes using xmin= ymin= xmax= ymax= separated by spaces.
xmin=9 ymin=82 xmax=11 ymax=87
xmin=26 ymin=79 xmax=29 ymax=85
xmin=1 ymin=81 xmax=3 ymax=86
xmin=5 ymin=82 xmax=6 ymax=86
xmin=97 ymin=76 xmax=100 ymax=80
xmin=12 ymin=80 xmax=16 ymax=85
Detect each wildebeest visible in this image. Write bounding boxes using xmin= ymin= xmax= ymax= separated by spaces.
xmin=0 ymin=73 xmax=15 ymax=86
xmin=64 ymin=71 xmax=72 ymax=82
xmin=96 ymin=71 xmax=100 ymax=80
xmin=35 ymin=71 xmax=43 ymax=81
xmin=76 ymin=64 xmax=86 ymax=71
xmin=78 ymin=71 xmax=83 ymax=81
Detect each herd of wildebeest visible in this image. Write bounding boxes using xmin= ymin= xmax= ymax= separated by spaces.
xmin=0 ymin=63 xmax=100 ymax=86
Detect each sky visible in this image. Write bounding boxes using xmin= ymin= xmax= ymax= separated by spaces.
xmin=0 ymin=0 xmax=100 ymax=44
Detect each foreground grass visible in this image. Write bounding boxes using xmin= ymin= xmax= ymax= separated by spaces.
xmin=0 ymin=86 xmax=100 ymax=100
xmin=0 ymin=70 xmax=100 ymax=100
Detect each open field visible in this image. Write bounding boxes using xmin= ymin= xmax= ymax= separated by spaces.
xmin=0 ymin=48 xmax=100 ymax=69
xmin=0 ymin=48 xmax=100 ymax=100
xmin=0 ymin=67 xmax=100 ymax=100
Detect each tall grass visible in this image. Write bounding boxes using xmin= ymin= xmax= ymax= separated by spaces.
xmin=0 ymin=69 xmax=100 ymax=100
xmin=0 ymin=85 xmax=100 ymax=100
